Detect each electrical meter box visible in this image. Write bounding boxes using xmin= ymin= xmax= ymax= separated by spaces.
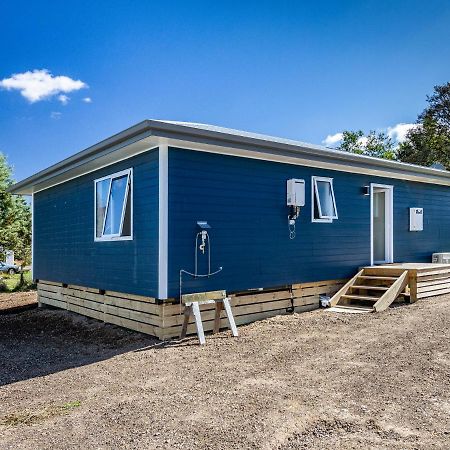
xmin=287 ymin=179 xmax=305 ymax=207
xmin=409 ymin=207 xmax=423 ymax=231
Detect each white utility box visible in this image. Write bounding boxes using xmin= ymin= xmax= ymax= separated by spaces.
xmin=409 ymin=207 xmax=423 ymax=231
xmin=287 ymin=179 xmax=305 ymax=207
xmin=432 ymin=253 xmax=450 ymax=264
xmin=5 ymin=250 xmax=14 ymax=265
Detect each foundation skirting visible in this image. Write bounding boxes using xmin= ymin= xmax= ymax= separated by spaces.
xmin=37 ymin=279 xmax=346 ymax=340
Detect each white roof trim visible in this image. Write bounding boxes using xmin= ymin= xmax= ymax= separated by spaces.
xmin=10 ymin=119 xmax=450 ymax=195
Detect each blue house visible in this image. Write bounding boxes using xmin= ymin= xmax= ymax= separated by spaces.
xmin=10 ymin=121 xmax=450 ymax=338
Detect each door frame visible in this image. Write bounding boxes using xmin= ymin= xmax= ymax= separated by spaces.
xmin=370 ymin=183 xmax=394 ymax=266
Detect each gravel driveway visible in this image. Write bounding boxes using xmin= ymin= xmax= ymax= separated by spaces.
xmin=0 ymin=295 xmax=449 ymax=449
xmin=0 ymin=291 xmax=37 ymax=312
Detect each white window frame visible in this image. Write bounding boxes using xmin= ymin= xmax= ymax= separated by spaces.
xmin=94 ymin=168 xmax=133 ymax=242
xmin=311 ymin=176 xmax=338 ymax=223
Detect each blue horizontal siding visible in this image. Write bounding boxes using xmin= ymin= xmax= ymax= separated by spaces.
xmin=34 ymin=150 xmax=159 ymax=297
xmin=167 ymin=147 xmax=450 ymax=297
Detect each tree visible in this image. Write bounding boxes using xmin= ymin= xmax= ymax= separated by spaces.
xmin=338 ymin=130 xmax=396 ymax=160
xmin=0 ymin=152 xmax=31 ymax=268
xmin=397 ymin=82 xmax=450 ymax=169
xmin=419 ymin=82 xmax=450 ymax=131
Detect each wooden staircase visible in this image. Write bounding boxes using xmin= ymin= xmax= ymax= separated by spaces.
xmin=329 ymin=268 xmax=409 ymax=313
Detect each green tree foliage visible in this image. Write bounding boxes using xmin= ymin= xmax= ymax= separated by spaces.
xmin=0 ymin=152 xmax=31 ymax=264
xmin=397 ymin=82 xmax=450 ymax=169
xmin=338 ymin=130 xmax=396 ymax=160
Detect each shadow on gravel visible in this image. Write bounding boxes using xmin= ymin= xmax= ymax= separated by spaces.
xmin=0 ymin=308 xmax=158 ymax=387
xmin=133 ymin=333 xmax=233 ymax=352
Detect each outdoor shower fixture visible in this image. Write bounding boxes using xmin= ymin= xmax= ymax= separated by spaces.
xmin=196 ymin=221 xmax=210 ymax=255
xmin=286 ymin=179 xmax=305 ymax=239
xmin=179 ymin=221 xmax=223 ymax=301
xmin=193 ymin=221 xmax=222 ymax=277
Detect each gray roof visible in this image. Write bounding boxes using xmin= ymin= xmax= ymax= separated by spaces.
xmin=9 ymin=119 xmax=450 ymax=195
xmin=160 ymin=120 xmax=326 ymax=150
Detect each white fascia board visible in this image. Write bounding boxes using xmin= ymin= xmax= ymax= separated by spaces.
xmin=11 ymin=131 xmax=158 ymax=195
xmin=11 ymin=120 xmax=450 ymax=196
xmin=29 ymin=140 xmax=159 ymax=195
xmin=163 ymin=137 xmax=450 ymax=187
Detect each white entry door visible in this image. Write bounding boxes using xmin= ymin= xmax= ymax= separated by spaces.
xmin=370 ymin=184 xmax=393 ymax=265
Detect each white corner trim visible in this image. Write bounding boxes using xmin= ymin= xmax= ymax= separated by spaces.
xmin=370 ymin=184 xmax=373 ymax=266
xmin=31 ymin=193 xmax=34 ymax=280
xmin=158 ymin=144 xmax=169 ymax=299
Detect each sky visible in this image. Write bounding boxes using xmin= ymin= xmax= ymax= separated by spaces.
xmin=1 ymin=0 xmax=450 ymax=183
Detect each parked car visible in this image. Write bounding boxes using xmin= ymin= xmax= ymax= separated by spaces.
xmin=0 ymin=261 xmax=20 ymax=275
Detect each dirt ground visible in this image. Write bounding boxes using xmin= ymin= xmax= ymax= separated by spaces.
xmin=0 ymin=295 xmax=449 ymax=450
xmin=0 ymin=291 xmax=37 ymax=312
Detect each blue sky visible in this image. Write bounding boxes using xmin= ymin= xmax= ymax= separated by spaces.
xmin=1 ymin=1 xmax=450 ymax=183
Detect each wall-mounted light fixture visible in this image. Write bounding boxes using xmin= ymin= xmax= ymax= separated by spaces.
xmin=362 ymin=186 xmax=370 ymax=196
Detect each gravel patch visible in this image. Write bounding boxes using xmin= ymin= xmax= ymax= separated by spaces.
xmin=0 ymin=291 xmax=37 ymax=312
xmin=0 ymin=295 xmax=449 ymax=449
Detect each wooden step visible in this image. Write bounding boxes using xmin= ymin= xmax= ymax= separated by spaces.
xmin=341 ymin=294 xmax=380 ymax=302
xmin=329 ymin=269 xmax=365 ymax=308
xmin=362 ymin=267 xmax=407 ymax=277
xmin=358 ymin=275 xmax=398 ymax=281
xmin=350 ymin=285 xmax=389 ymax=291
xmin=330 ymin=269 xmax=408 ymax=313
xmin=328 ymin=305 xmax=373 ymax=314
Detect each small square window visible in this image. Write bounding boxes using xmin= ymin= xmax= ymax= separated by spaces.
xmin=312 ymin=176 xmax=338 ymax=223
xmin=95 ymin=169 xmax=133 ymax=241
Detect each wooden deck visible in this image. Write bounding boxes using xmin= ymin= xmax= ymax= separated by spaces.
xmin=363 ymin=263 xmax=450 ymax=302
xmin=329 ymin=262 xmax=450 ymax=313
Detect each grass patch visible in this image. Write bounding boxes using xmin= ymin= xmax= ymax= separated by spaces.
xmin=0 ymin=401 xmax=81 ymax=427
xmin=0 ymin=271 xmax=35 ymax=293
xmin=62 ymin=400 xmax=81 ymax=409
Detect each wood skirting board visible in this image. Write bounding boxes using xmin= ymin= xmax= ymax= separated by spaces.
xmin=37 ymin=279 xmax=346 ymax=340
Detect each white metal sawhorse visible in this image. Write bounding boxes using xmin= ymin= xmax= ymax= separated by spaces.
xmin=180 ymin=290 xmax=238 ymax=345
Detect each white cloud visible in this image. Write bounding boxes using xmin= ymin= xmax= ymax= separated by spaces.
xmin=357 ymin=136 xmax=368 ymax=147
xmin=82 ymin=97 xmax=92 ymax=103
xmin=323 ymin=122 xmax=419 ymax=148
xmin=323 ymin=132 xmax=368 ymax=148
xmin=0 ymin=69 xmax=87 ymax=103
xmin=58 ymin=94 xmax=70 ymax=105
xmin=50 ymin=111 xmax=62 ymax=120
xmin=387 ymin=123 xmax=417 ymax=143
xmin=323 ymin=132 xmax=343 ymax=147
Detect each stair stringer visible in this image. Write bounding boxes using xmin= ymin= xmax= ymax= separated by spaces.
xmin=329 ymin=269 xmax=364 ymax=307
xmin=372 ymin=270 xmax=409 ymax=312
